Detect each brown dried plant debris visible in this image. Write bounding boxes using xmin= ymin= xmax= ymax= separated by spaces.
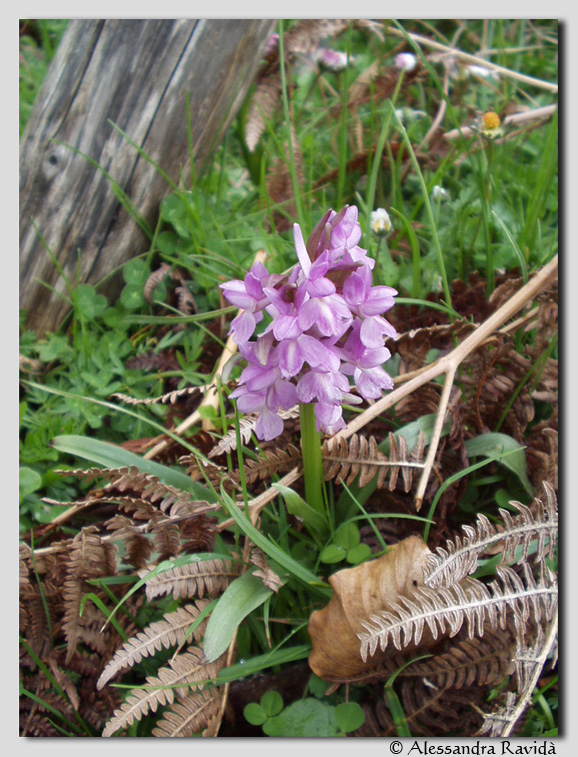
xmin=308 ymin=536 xmax=433 ymax=682
xmin=19 ymin=454 xmax=230 ymax=737
xmin=460 ymin=335 xmax=538 ymax=441
xmin=246 ymin=19 xmax=383 ymax=152
xmin=322 ymin=432 xmax=426 ymax=493
xmin=250 ymin=547 xmax=284 ymax=593
xmin=137 ymin=558 xmax=237 ymax=602
xmin=389 ymin=320 xmax=475 ymax=376
xmin=143 ymin=263 xmax=198 ymax=316
xmin=102 ymin=648 xmax=226 ymax=737
xmin=356 ymin=681 xmax=487 ymax=737
xmin=97 ymin=598 xmax=213 ymax=690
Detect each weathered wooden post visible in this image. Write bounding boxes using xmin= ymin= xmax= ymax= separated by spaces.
xmin=19 ymin=19 xmax=276 ymax=335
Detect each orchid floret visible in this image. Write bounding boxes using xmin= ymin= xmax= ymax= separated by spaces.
xmin=220 ymin=205 xmax=397 ymax=439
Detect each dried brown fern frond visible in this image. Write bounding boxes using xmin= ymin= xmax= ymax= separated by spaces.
xmin=102 ymin=648 xmax=225 ymax=737
xmin=461 ymin=335 xmax=537 ymax=440
xmin=399 ymin=628 xmax=517 ymax=690
xmin=151 ymin=687 xmax=223 ymax=737
xmin=59 ymin=465 xmax=216 ymax=520
xmin=151 ymin=520 xmax=182 ymax=561
xmin=245 ymin=75 xmax=282 ymax=153
xmin=182 ymin=458 xmax=230 ymax=489
xmin=207 ymin=407 xmax=299 ymax=458
xmin=62 ymin=527 xmax=118 ymax=663
xmin=358 ymin=563 xmax=558 ymax=662
xmin=245 ymin=20 xmax=350 ymax=152
xmin=239 ymin=444 xmax=302 ymax=486
xmin=97 ymin=599 xmax=212 ymax=690
xmin=322 ymin=432 xmax=425 ymax=492
xmin=424 ymin=482 xmax=558 ymax=589
xmin=137 ymin=558 xmax=237 ymax=601
xmin=356 ymin=680 xmax=486 ymax=737
xmin=143 ymin=263 xmax=198 ymax=317
xmin=111 ymin=385 xmax=204 ymax=407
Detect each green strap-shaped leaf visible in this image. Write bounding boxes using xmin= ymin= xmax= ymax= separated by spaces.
xmin=272 ymin=483 xmax=329 ymax=545
xmin=219 ymin=488 xmax=331 ymax=597
xmin=465 ymin=432 xmax=533 ymax=496
xmin=203 ymin=571 xmax=276 ymax=662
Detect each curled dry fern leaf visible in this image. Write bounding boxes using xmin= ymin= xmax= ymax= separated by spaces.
xmin=238 ymin=444 xmax=302 ymax=486
xmin=97 ymin=599 xmax=212 ymax=690
xmin=424 ymin=482 xmax=558 ymax=589
xmin=138 ymin=558 xmax=237 ymax=601
xmin=102 ymin=648 xmax=225 ymax=737
xmin=62 ymin=527 xmax=118 ymax=664
xmin=358 ymin=564 xmax=558 ymax=662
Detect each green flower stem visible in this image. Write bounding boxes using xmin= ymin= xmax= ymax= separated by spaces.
xmin=484 ymin=140 xmax=495 ymax=294
xmin=299 ymin=402 xmax=325 ymax=515
xmin=391 ymin=104 xmax=453 ymax=317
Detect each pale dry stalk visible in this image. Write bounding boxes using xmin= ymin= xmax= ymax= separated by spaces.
xmin=444 ymin=104 xmax=557 ymax=142
xmin=484 ymin=613 xmax=558 ymax=738
xmin=382 ymin=26 xmax=558 ymax=93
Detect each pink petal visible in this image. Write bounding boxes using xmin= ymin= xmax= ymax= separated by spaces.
xmin=293 ymin=223 xmax=311 ymax=275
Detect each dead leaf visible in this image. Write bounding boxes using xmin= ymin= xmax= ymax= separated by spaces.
xmin=308 ymin=535 xmax=432 ymax=682
xmin=250 ymin=548 xmax=284 ymax=593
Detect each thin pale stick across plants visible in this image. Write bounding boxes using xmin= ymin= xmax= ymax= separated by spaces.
xmin=381 ymin=25 xmax=558 ymax=94
xmin=444 ymin=104 xmax=557 ymax=142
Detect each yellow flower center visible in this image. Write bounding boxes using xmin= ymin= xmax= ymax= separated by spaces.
xmin=481 ymin=111 xmax=501 ymax=131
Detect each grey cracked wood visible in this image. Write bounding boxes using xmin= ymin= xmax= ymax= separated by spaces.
xmin=20 ymin=18 xmax=276 ymax=335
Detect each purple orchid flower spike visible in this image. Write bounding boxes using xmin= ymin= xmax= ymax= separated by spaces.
xmin=220 ymin=205 xmax=397 ymax=439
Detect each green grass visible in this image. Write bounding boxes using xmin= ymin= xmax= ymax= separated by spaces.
xmin=19 ymin=20 xmax=68 ymax=136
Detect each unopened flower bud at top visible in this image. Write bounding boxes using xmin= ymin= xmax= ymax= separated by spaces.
xmin=431 ymin=185 xmax=449 ymax=202
xmin=315 ymin=48 xmax=351 ymax=73
xmin=395 ymin=52 xmax=417 ymax=71
xmin=370 ymin=208 xmax=392 ymax=236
